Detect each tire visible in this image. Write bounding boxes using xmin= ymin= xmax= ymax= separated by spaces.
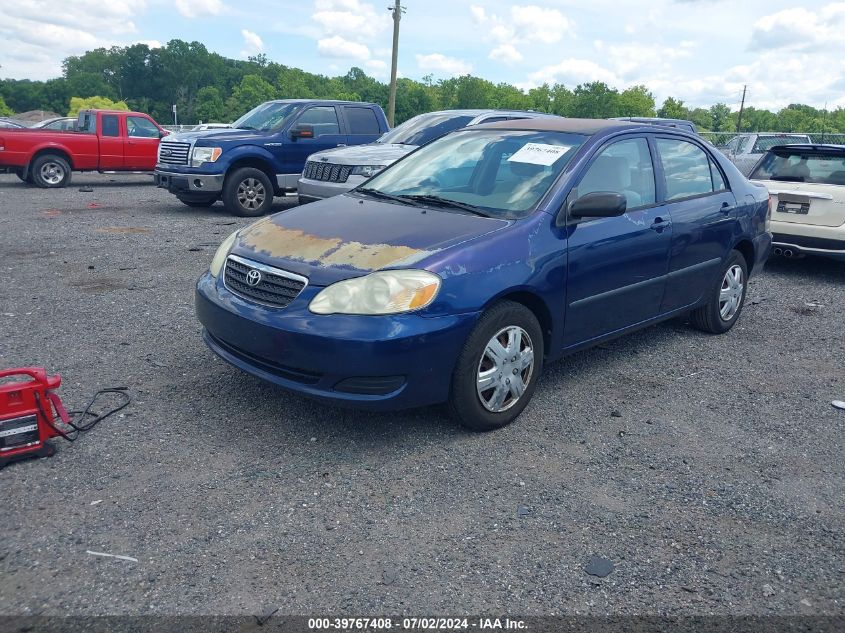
xmin=13 ymin=169 xmax=27 ymax=183
xmin=222 ymin=167 xmax=274 ymax=217
xmin=30 ymin=154 xmax=72 ymax=188
xmin=448 ymin=301 xmax=544 ymax=431
xmin=690 ymin=249 xmax=748 ymax=334
xmin=176 ymin=195 xmax=218 ymax=208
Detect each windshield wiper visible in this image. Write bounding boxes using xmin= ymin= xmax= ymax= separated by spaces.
xmin=357 ymin=188 xmax=424 ymax=207
xmin=402 ymin=194 xmax=491 ymax=217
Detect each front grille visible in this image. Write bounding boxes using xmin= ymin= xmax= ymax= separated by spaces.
xmin=158 ymin=141 xmax=191 ymax=166
xmin=224 ymin=255 xmax=307 ymax=308
xmin=303 ymin=161 xmax=353 ymax=183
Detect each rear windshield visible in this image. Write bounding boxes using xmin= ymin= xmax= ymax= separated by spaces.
xmin=751 ymin=150 xmax=845 ymax=185
xmin=378 ymin=112 xmax=475 ymax=147
xmin=751 ymin=135 xmax=810 ymax=153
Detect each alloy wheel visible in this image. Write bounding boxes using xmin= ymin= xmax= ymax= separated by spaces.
xmin=236 ymin=178 xmax=266 ymax=211
xmin=40 ymin=162 xmax=65 ymax=185
xmin=719 ymin=264 xmax=744 ymax=321
xmin=476 ymin=326 xmax=535 ymax=413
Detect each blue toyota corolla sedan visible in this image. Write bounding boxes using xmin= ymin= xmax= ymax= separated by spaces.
xmin=196 ymin=118 xmax=772 ymax=431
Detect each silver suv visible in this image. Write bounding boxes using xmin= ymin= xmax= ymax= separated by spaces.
xmin=297 ymin=109 xmax=555 ymax=203
xmin=722 ymin=133 xmax=812 ymax=176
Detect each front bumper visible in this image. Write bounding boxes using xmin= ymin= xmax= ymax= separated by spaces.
xmin=297 ymin=175 xmax=366 ymax=204
xmin=154 ymin=169 xmax=224 ymax=194
xmin=195 ymin=271 xmax=478 ymax=410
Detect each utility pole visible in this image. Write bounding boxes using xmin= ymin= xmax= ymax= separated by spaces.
xmin=735 ymin=85 xmax=747 ymax=133
xmin=387 ymin=1 xmax=405 ymax=127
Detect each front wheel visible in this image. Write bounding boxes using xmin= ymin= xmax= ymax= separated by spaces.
xmin=31 ymin=154 xmax=72 ymax=188
xmin=690 ymin=249 xmax=748 ymax=334
xmin=448 ymin=301 xmax=544 ymax=431
xmin=222 ymin=167 xmax=274 ymax=217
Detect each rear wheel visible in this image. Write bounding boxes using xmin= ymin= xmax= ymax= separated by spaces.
xmin=448 ymin=301 xmax=544 ymax=431
xmin=690 ymin=249 xmax=748 ymax=334
xmin=31 ymin=154 xmax=71 ymax=188
xmin=222 ymin=168 xmax=274 ymax=217
xmin=176 ymin=195 xmax=218 ymax=208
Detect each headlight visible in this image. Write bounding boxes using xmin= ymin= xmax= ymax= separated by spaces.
xmin=350 ymin=165 xmax=386 ymax=178
xmin=309 ymin=270 xmax=440 ymax=315
xmin=191 ymin=146 xmax=223 ymax=167
xmin=209 ymin=230 xmax=238 ymax=277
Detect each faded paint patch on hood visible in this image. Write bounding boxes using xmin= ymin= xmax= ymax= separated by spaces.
xmin=233 ymin=194 xmax=510 ymax=285
xmin=239 ymin=221 xmax=427 ymax=271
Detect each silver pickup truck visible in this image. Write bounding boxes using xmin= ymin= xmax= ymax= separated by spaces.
xmin=722 ymin=133 xmax=812 ymax=176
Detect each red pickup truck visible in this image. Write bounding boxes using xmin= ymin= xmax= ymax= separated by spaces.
xmin=0 ymin=109 xmax=167 ymax=188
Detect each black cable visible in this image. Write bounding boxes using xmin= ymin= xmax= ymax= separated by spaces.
xmin=35 ymin=388 xmax=130 ymax=443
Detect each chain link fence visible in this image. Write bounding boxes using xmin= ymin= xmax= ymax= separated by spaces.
xmin=701 ymin=131 xmax=845 ymax=148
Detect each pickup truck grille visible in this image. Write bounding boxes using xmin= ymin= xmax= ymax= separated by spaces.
xmin=158 ymin=141 xmax=191 ymax=166
xmin=303 ymin=161 xmax=352 ymax=183
xmin=224 ymin=255 xmax=307 ymax=309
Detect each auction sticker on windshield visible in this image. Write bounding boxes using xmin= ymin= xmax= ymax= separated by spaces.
xmin=508 ymin=143 xmax=571 ymax=166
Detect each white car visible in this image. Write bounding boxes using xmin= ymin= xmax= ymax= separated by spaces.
xmin=750 ymin=144 xmax=845 ymax=260
xmin=722 ymin=133 xmax=812 ymax=176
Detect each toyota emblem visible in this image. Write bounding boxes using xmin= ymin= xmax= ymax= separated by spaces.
xmin=246 ymin=269 xmax=262 ymax=286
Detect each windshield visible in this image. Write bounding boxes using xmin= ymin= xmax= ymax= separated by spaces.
xmin=752 ymin=135 xmax=811 ymax=153
xmin=231 ymin=102 xmax=300 ymax=131
xmin=359 ymin=129 xmax=586 ymax=218
xmin=751 ymin=149 xmax=845 ymax=185
xmin=378 ymin=112 xmax=476 ymax=147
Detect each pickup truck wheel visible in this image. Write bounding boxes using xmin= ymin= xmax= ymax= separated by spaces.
xmin=223 ymin=168 xmax=273 ymax=217
xmin=176 ymin=195 xmax=218 ymax=208
xmin=448 ymin=301 xmax=544 ymax=432
xmin=31 ymin=154 xmax=71 ymax=188
xmin=690 ymin=249 xmax=748 ymax=334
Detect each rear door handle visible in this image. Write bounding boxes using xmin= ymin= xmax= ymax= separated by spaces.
xmin=650 ymin=217 xmax=671 ymax=231
xmin=720 ymin=202 xmax=734 ymax=214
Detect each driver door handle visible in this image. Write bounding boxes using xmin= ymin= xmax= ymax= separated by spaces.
xmin=650 ymin=217 xmax=671 ymax=231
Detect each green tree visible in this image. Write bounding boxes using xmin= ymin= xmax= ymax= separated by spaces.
xmin=657 ymin=97 xmax=689 ymax=120
xmin=193 ymin=86 xmax=227 ymax=123
xmin=571 ymin=82 xmax=620 ymax=118
xmin=226 ymin=74 xmax=276 ymax=119
xmin=708 ymin=103 xmax=732 ymax=132
xmin=0 ymin=95 xmax=13 ymax=116
xmin=67 ymin=95 xmax=129 ymax=116
xmin=617 ymin=85 xmax=655 ymax=117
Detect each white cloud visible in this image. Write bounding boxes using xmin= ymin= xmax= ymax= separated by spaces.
xmin=489 ymin=44 xmax=523 ymax=65
xmin=522 ymin=58 xmax=620 ymax=89
xmin=750 ymin=3 xmax=845 ymax=51
xmin=240 ymin=29 xmax=264 ymax=58
xmin=0 ymin=0 xmax=147 ymax=80
xmin=317 ymin=35 xmax=371 ymax=60
xmin=470 ymin=4 xmax=573 ymax=64
xmin=415 ymin=53 xmax=472 ymax=76
xmin=175 ymin=0 xmax=225 ymax=18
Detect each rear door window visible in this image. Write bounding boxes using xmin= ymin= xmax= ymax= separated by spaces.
xmin=656 ymin=138 xmax=716 ymax=200
xmin=101 ymin=115 xmax=120 ymax=137
xmin=296 ymin=106 xmax=340 ymax=138
xmin=575 ymin=137 xmax=656 ymax=209
xmin=344 ymin=107 xmax=380 ymax=135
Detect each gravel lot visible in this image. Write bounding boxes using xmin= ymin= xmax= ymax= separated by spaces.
xmin=0 ymin=173 xmax=843 ymax=618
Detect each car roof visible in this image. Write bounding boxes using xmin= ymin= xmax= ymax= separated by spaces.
xmin=265 ymin=99 xmax=379 ymax=106
xmin=474 ymin=117 xmax=637 ymax=135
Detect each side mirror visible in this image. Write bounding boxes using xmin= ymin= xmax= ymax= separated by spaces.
xmin=159 ymin=130 xmax=169 ymax=138
xmin=290 ymin=124 xmax=314 ymax=140
xmin=569 ymin=192 xmax=627 ymax=218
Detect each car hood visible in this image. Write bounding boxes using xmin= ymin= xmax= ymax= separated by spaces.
xmin=231 ymin=193 xmax=510 ymax=285
xmin=307 ymin=143 xmax=414 ymax=166
xmin=167 ymin=129 xmax=265 ymax=144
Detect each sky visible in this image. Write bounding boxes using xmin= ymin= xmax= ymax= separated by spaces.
xmin=1 ymin=0 xmax=843 ymax=111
